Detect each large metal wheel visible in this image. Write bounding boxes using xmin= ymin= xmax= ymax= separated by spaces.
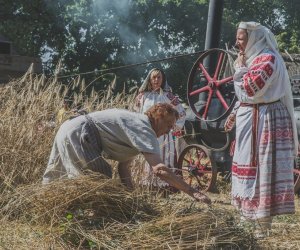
xmin=187 ymin=48 xmax=236 ymax=122
xmin=177 ymin=144 xmax=217 ymax=192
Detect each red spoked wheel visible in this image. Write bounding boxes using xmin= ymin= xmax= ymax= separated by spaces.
xmin=177 ymin=144 xmax=217 ymax=192
xmin=187 ymin=48 xmax=236 ymax=122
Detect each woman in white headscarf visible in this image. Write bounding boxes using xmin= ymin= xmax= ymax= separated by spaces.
xmin=135 ymin=68 xmax=186 ymax=190
xmin=225 ymin=21 xmax=298 ymax=237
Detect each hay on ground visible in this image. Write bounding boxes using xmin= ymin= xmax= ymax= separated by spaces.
xmin=0 ymin=174 xmax=159 ymax=225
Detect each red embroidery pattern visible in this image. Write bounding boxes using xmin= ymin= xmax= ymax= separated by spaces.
xmin=252 ymin=75 xmax=265 ymax=88
xmin=243 ymin=77 xmax=252 ymax=95
xmin=242 ymin=54 xmax=275 ymax=97
xmin=264 ymin=64 xmax=273 ymax=77
xmin=232 ymin=164 xmax=256 ymax=177
xmin=252 ymin=54 xmax=275 ymax=65
xmin=234 ymin=193 xmax=294 ymax=209
xmin=261 ymin=128 xmax=293 ymax=143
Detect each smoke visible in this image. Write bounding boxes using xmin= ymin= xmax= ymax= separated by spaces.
xmin=92 ymin=0 xmax=131 ymax=18
xmin=91 ymin=0 xmax=161 ymax=64
xmin=41 ymin=0 xmax=202 ymax=91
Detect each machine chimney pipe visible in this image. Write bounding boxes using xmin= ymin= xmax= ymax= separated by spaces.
xmin=204 ymin=0 xmax=224 ymax=50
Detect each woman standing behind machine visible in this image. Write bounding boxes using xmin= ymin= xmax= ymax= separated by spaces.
xmin=135 ymin=68 xmax=186 ymax=190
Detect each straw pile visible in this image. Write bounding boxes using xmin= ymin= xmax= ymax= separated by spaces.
xmin=0 ymin=174 xmax=159 ymax=225
xmin=115 ymin=210 xmax=256 ymax=249
xmin=0 ymin=175 xmax=255 ymax=249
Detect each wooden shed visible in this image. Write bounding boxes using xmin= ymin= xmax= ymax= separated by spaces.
xmin=0 ymin=34 xmax=42 ymax=84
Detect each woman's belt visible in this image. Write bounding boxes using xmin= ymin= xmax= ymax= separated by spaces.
xmin=240 ymin=100 xmax=280 ymax=107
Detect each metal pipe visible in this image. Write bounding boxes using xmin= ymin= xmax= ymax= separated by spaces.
xmin=204 ymin=0 xmax=224 ymax=50
xmin=196 ymin=0 xmax=224 ymax=119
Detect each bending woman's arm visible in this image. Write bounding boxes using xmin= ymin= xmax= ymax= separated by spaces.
xmin=143 ymin=152 xmax=211 ymax=204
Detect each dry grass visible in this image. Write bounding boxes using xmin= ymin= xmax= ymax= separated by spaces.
xmin=0 ymin=174 xmax=158 ymax=225
xmin=0 ymin=68 xmax=136 ymax=191
xmin=0 ymin=175 xmax=256 ymax=249
xmin=258 ymin=201 xmax=300 ymax=249
xmin=0 ymin=69 xmax=299 ymax=249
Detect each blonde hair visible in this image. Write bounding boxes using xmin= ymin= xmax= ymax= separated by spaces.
xmin=147 ymin=69 xmax=163 ymax=91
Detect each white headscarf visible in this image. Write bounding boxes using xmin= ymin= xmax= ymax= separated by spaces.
xmin=237 ymin=22 xmax=279 ymax=66
xmin=237 ymin=21 xmax=298 ymax=154
xmin=139 ymin=68 xmax=172 ymax=94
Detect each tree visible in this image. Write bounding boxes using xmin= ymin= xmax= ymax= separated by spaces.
xmin=0 ymin=0 xmax=299 ymax=96
xmin=223 ymin=0 xmax=300 ymax=52
xmin=0 ymin=0 xmax=71 ymax=57
xmin=276 ymin=0 xmax=300 ymax=53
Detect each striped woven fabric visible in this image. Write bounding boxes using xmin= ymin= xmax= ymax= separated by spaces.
xmin=232 ymin=102 xmax=295 ymax=219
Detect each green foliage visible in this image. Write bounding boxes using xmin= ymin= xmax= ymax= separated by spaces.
xmin=277 ymin=32 xmax=300 ymax=53
xmin=158 ymin=0 xmax=208 ymax=4
xmin=0 ymin=0 xmax=299 ymax=96
xmin=66 ymin=212 xmax=74 ymax=220
xmin=223 ymin=0 xmax=300 ymax=53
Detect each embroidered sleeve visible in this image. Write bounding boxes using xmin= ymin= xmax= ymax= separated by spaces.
xmin=242 ymin=54 xmax=275 ymax=97
xmin=134 ymin=92 xmax=144 ymax=112
xmin=165 ymin=92 xmax=177 ymax=104
xmin=165 ymin=91 xmax=186 ymax=129
xmin=174 ymin=107 xmax=186 ymax=130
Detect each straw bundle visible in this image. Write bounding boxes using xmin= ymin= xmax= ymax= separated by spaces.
xmin=47 ymin=204 xmax=256 ymax=249
xmin=0 ymin=206 xmax=256 ymax=250
xmin=0 ymin=174 xmax=159 ymax=225
xmin=121 ymin=212 xmax=255 ymax=249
